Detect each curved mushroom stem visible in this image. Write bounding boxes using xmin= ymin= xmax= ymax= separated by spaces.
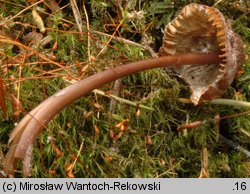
xmin=4 ymin=52 xmax=219 ymax=176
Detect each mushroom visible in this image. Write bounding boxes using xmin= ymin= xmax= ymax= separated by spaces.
xmin=159 ymin=3 xmax=246 ymax=105
xmin=3 ymin=4 xmax=246 ymax=176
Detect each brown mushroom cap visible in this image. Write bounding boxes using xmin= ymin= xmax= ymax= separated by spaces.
xmin=159 ymin=3 xmax=246 ymax=105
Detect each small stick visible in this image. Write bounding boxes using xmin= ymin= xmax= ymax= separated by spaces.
xmin=180 ymin=97 xmax=250 ymax=109
xmin=219 ymin=135 xmax=250 ymax=158
xmin=93 ymin=89 xmax=155 ymax=111
xmin=199 ymin=147 xmax=209 ymax=178
xmin=82 ymin=1 xmax=91 ymax=61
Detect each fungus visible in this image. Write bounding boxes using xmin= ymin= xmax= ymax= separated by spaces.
xmin=3 ymin=4 xmax=246 ymax=176
xmin=159 ymin=3 xmax=246 ymax=105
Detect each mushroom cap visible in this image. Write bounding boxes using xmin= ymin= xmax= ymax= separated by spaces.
xmin=159 ymin=3 xmax=246 ymax=105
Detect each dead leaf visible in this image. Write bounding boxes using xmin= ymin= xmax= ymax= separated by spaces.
xmin=27 ymin=0 xmax=38 ymax=2
xmin=2 ymin=67 xmax=8 ymax=73
xmin=109 ymin=129 xmax=114 ymax=139
xmin=65 ymin=163 xmax=74 ymax=172
xmin=136 ymin=108 xmax=141 ymax=117
xmin=50 ymin=0 xmax=61 ymax=13
xmin=104 ymin=156 xmax=113 ymax=163
xmin=114 ymin=122 xmax=122 ymax=129
xmin=120 ymin=119 xmax=129 ymax=132
xmin=114 ymin=131 xmax=123 ymax=139
xmin=63 ymin=23 xmax=71 ymax=28
xmin=67 ymin=171 xmax=75 ymax=178
xmin=52 ymin=41 xmax=58 ymax=50
xmin=160 ymin=159 xmax=166 ymax=166
xmin=93 ymin=102 xmax=102 ymax=109
xmin=146 ymin=135 xmax=153 ymax=145
xmin=23 ymin=31 xmax=43 ymax=46
xmin=199 ymin=147 xmax=209 ymax=178
xmin=93 ymin=124 xmax=100 ymax=135
xmin=49 ymin=169 xmax=57 ymax=175
xmin=81 ymin=64 xmax=89 ymax=74
xmin=32 ymin=9 xmax=46 ymax=33
xmin=10 ymin=94 xmax=23 ymax=118
xmin=54 ymin=147 xmax=64 ymax=157
xmin=84 ymin=111 xmax=93 ymax=119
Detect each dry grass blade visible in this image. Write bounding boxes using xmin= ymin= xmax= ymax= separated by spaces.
xmin=0 ymin=74 xmax=7 ymax=120
xmin=199 ymin=147 xmax=209 ymax=178
xmin=70 ymin=0 xmax=82 ymax=33
xmin=93 ymin=89 xmax=155 ymax=111
xmin=239 ymin=128 xmax=250 ymax=139
xmin=82 ymin=1 xmax=91 ymax=61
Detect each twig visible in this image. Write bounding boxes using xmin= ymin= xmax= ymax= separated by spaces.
xmin=0 ymin=75 xmax=7 ymax=119
xmin=82 ymin=0 xmax=91 ymax=61
xmin=70 ymin=0 xmax=82 ymax=33
xmin=180 ymin=97 xmax=250 ymax=109
xmin=209 ymin=98 xmax=250 ymax=108
xmin=71 ymin=141 xmax=84 ymax=171
xmin=219 ymin=135 xmax=250 ymax=158
xmin=93 ymin=89 xmax=155 ymax=111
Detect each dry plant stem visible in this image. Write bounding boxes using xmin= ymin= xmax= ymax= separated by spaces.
xmin=71 ymin=142 xmax=84 ymax=171
xmin=93 ymin=89 xmax=155 ymax=111
xmin=219 ymin=135 xmax=250 ymax=158
xmin=82 ymin=1 xmax=91 ymax=61
xmin=7 ymin=53 xmax=219 ymax=175
xmin=179 ymin=98 xmax=250 ymax=109
xmin=0 ymin=75 xmax=7 ymax=119
xmin=209 ymin=99 xmax=250 ymax=108
xmin=5 ymin=0 xmax=44 ymax=23
xmin=70 ymin=0 xmax=82 ymax=33
xmin=199 ymin=147 xmax=209 ymax=178
xmin=108 ymin=79 xmax=122 ymax=113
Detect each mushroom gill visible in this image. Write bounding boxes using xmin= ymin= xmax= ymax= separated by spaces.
xmin=159 ymin=3 xmax=246 ymax=105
